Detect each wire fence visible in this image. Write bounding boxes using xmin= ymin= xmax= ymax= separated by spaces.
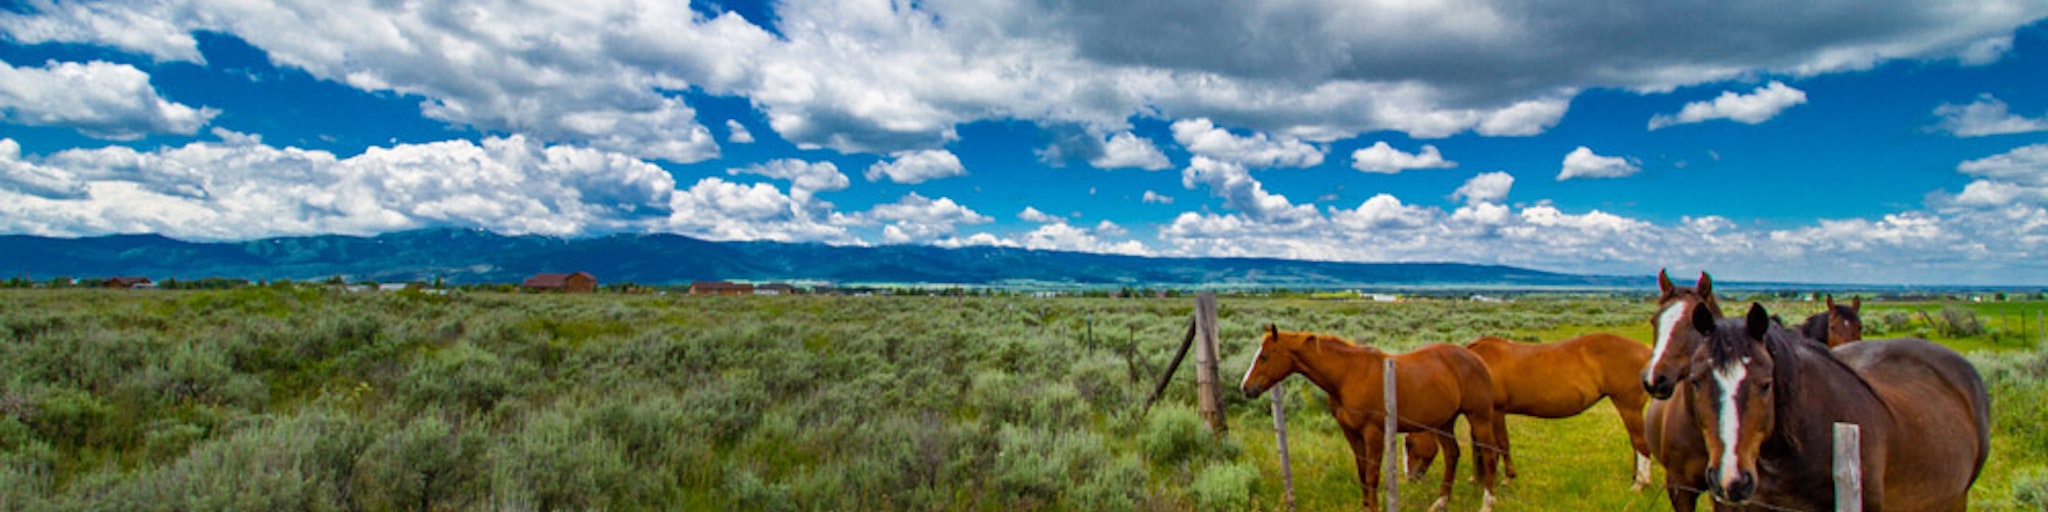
xmin=1298 ymin=386 xmax=1828 ymax=512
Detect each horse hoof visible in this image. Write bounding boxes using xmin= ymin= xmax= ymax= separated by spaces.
xmin=1479 ymin=490 xmax=1497 ymax=512
xmin=1427 ymin=496 xmax=1448 ymax=512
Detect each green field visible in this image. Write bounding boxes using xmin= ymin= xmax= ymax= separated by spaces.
xmin=0 ymin=288 xmax=2042 ymax=510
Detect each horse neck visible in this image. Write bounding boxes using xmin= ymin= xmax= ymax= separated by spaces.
xmin=1767 ymin=331 xmax=1887 ymax=452
xmin=1289 ymin=337 xmax=1384 ymax=398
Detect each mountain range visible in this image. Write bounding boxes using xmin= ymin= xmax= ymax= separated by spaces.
xmin=0 ymin=229 xmax=1645 ymax=289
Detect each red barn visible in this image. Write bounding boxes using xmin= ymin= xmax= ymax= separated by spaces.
xmin=522 ymin=272 xmax=597 ymax=293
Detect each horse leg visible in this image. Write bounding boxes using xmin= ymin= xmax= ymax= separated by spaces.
xmin=1493 ymin=410 xmax=1515 ymax=483
xmin=1614 ymin=395 xmax=1653 ymax=490
xmin=1663 ymin=453 xmax=1707 ymax=512
xmin=1345 ymin=426 xmax=1384 ymax=512
xmin=1466 ymin=410 xmax=1501 ymax=512
xmin=1404 ymin=432 xmax=1437 ymax=482
xmin=1431 ymin=422 xmax=1460 ymax=512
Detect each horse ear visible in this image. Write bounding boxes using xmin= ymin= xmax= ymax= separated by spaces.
xmin=1691 ymin=301 xmax=1717 ymax=334
xmin=1267 ymin=324 xmax=1278 ymax=336
xmin=1746 ymin=303 xmax=1771 ymax=340
xmin=1825 ymin=294 xmax=1835 ymax=309
xmin=1851 ymin=296 xmax=1861 ymax=311
xmin=1696 ymin=271 xmax=1713 ymax=297
xmin=1657 ymin=269 xmax=1675 ymax=296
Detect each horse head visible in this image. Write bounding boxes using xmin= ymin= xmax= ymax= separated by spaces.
xmin=1825 ymin=295 xmax=1863 ymax=347
xmin=1241 ymin=324 xmax=1306 ymax=398
xmin=1645 ymin=269 xmax=1721 ymax=399
xmin=1682 ymin=303 xmax=1779 ymax=506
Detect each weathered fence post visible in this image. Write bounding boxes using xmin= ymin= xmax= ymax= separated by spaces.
xmin=1193 ymin=292 xmax=1226 ymax=433
xmin=1835 ymin=423 xmax=1862 ymax=512
xmin=1270 ymin=381 xmax=1297 ymax=512
xmin=1142 ymin=317 xmax=1198 ymax=412
xmin=1384 ymin=359 xmax=1399 ymax=512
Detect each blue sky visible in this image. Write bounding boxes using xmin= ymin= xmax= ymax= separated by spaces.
xmin=3 ymin=1 xmax=2048 ymax=285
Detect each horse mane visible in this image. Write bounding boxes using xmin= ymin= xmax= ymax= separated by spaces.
xmin=1703 ymin=317 xmax=1880 ymax=454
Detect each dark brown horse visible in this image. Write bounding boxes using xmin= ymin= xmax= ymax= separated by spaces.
xmin=1241 ymin=325 xmax=1502 ymax=512
xmin=1404 ymin=333 xmax=1654 ymax=489
xmin=1679 ymin=303 xmax=1990 ymax=510
xmin=1797 ymin=294 xmax=1863 ymax=347
xmin=1644 ymin=269 xmax=1721 ymax=512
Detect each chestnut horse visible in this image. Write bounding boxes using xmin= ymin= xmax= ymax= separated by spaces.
xmin=1241 ymin=325 xmax=1502 ymax=512
xmin=1797 ymin=294 xmax=1863 ymax=347
xmin=1678 ymin=303 xmax=1989 ymax=510
xmin=1403 ymin=334 xmax=1654 ymax=489
xmin=1643 ymin=269 xmax=1721 ymax=512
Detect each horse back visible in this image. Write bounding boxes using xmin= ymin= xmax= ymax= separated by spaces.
xmin=1397 ymin=344 xmax=1498 ymax=422
xmin=1832 ymin=338 xmax=1991 ymax=509
xmin=1563 ymin=333 xmax=1651 ymax=398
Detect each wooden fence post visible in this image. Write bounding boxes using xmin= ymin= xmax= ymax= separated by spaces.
xmin=1270 ymin=381 xmax=1297 ymax=512
xmin=1194 ymin=292 xmax=1226 ymax=433
xmin=1384 ymin=359 xmax=1399 ymax=512
xmin=1835 ymin=423 xmax=1862 ymax=512
xmin=1142 ymin=317 xmax=1198 ymax=412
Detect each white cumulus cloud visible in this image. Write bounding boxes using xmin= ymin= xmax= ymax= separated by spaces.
xmin=0 ymin=60 xmax=217 ymax=140
xmin=1171 ymin=118 xmax=1324 ymax=168
xmin=1093 ymin=131 xmax=1172 ymax=170
xmin=1351 ymin=142 xmax=1455 ymax=174
xmin=1454 ymin=172 xmax=1515 ymax=204
xmin=865 ymin=149 xmax=967 ymax=184
xmin=1558 ymin=146 xmax=1641 ymax=180
xmin=1934 ymin=94 xmax=2048 ymax=137
xmin=1142 ymin=190 xmax=1174 ymax=204
xmin=0 ymin=134 xmax=676 ymax=240
xmin=1648 ymin=81 xmax=1808 ymax=130
xmin=725 ymin=119 xmax=756 ymax=143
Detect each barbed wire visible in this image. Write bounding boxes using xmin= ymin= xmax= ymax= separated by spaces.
xmin=1290 ymin=398 xmax=1821 ymax=512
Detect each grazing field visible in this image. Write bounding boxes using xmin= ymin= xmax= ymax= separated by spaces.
xmin=0 ymin=288 xmax=2042 ymax=510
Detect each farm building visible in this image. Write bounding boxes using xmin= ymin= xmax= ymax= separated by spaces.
xmin=103 ymin=277 xmax=154 ymax=289
xmin=689 ymin=281 xmax=752 ymax=295
xmin=755 ymin=283 xmax=798 ymax=295
xmin=522 ymin=272 xmax=597 ymax=293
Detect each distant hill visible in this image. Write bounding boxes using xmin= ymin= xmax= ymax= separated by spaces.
xmin=0 ymin=229 xmax=1642 ymax=289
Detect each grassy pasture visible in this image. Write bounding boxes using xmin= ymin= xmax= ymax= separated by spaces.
xmin=0 ymin=288 xmax=2041 ymax=510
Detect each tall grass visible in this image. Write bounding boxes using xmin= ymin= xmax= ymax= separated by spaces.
xmin=0 ymin=289 xmax=2038 ymax=510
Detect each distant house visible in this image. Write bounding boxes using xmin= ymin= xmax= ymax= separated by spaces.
xmin=755 ymin=283 xmax=798 ymax=296
xmin=690 ymin=281 xmax=753 ymax=295
xmin=522 ymin=272 xmax=597 ymax=293
xmin=104 ymin=277 xmax=154 ymax=289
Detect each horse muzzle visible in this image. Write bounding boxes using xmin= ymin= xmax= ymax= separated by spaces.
xmin=1643 ymin=375 xmax=1675 ymax=400
xmin=1706 ymin=468 xmax=1755 ymax=504
xmin=1240 ymin=383 xmax=1266 ymax=398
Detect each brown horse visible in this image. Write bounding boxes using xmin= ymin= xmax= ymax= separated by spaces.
xmin=1797 ymin=294 xmax=1863 ymax=347
xmin=1644 ymin=269 xmax=1721 ymax=512
xmin=1679 ymin=303 xmax=1990 ymax=510
xmin=1240 ymin=325 xmax=1502 ymax=512
xmin=1403 ymin=334 xmax=1654 ymax=489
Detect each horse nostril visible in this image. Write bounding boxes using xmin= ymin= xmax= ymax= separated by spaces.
xmin=1728 ymin=472 xmax=1755 ymax=501
xmin=1644 ymin=377 xmax=1673 ymax=399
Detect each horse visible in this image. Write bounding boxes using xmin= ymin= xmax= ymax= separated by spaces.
xmin=1643 ymin=269 xmax=1722 ymax=512
xmin=1678 ymin=302 xmax=1991 ymax=511
xmin=1240 ymin=325 xmax=1502 ymax=512
xmin=1797 ymin=294 xmax=1863 ymax=348
xmin=1403 ymin=333 xmax=1655 ymax=489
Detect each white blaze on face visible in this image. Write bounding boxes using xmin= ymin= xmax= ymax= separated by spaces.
xmin=1241 ymin=343 xmax=1266 ymax=390
xmin=1647 ymin=302 xmax=1686 ymax=381
xmin=1713 ymin=357 xmax=1751 ymax=486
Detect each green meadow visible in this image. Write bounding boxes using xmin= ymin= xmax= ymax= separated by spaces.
xmin=0 ymin=288 xmax=2042 ymax=510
